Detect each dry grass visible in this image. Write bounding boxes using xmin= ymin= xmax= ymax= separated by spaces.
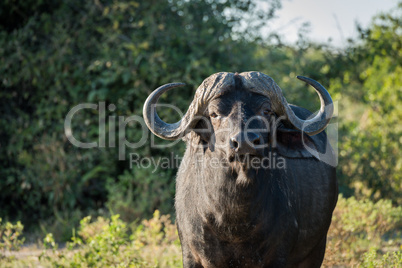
xmin=1 ymin=195 xmax=401 ymax=267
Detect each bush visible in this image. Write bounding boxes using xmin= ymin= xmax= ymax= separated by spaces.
xmin=1 ymin=195 xmax=401 ymax=266
xmin=0 ymin=218 xmax=25 ymax=252
xmin=361 ymin=248 xmax=402 ymax=268
xmin=39 ymin=211 xmax=182 ymax=267
xmin=323 ymin=195 xmax=402 ymax=267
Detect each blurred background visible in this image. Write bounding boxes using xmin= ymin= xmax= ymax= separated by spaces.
xmin=0 ymin=0 xmax=401 ymax=266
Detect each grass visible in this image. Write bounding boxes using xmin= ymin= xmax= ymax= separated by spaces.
xmin=1 ymin=195 xmax=401 ymax=267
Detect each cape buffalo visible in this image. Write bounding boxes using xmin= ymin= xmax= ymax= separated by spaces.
xmin=143 ymin=72 xmax=338 ymax=268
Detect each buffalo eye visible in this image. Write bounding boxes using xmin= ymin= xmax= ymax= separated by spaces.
xmin=210 ymin=112 xmax=219 ymax=119
xmin=263 ymin=109 xmax=271 ymax=116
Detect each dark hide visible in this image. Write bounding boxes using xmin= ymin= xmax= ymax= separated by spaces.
xmin=174 ymin=76 xmax=338 ymax=268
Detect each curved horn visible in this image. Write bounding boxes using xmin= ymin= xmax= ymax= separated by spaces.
xmin=282 ymin=76 xmax=333 ymax=135
xmin=143 ymin=83 xmax=197 ymax=140
xmin=143 ymin=72 xmax=235 ymax=140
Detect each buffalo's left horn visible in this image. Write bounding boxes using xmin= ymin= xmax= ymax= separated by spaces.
xmin=282 ymin=76 xmax=333 ymax=135
xmin=143 ymin=83 xmax=198 ymax=140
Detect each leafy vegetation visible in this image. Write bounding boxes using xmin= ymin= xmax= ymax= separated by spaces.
xmin=323 ymin=196 xmax=402 ymax=267
xmin=0 ymin=219 xmax=25 ymax=253
xmin=1 ymin=196 xmax=401 ymax=267
xmin=335 ymin=6 xmax=402 ymax=203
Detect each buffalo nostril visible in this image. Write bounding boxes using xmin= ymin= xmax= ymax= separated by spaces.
xmin=230 ymin=132 xmax=261 ymax=154
xmin=252 ymin=137 xmax=260 ymax=145
xmin=248 ymin=132 xmax=261 ymax=146
xmin=230 ymin=138 xmax=239 ymax=149
xmin=233 ymin=140 xmax=239 ymax=149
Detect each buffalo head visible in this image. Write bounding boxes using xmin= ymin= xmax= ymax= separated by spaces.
xmin=143 ymin=72 xmax=333 ymax=165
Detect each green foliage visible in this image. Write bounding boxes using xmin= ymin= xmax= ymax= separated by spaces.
xmin=361 ymin=248 xmax=402 ymax=268
xmin=2 ymin=196 xmax=401 ymax=267
xmin=43 ymin=233 xmax=57 ymax=251
xmin=38 ymin=211 xmax=182 ymax=267
xmin=323 ymin=195 xmax=402 ymax=266
xmin=336 ymin=5 xmax=402 ymax=203
xmin=106 ymin=167 xmax=177 ymax=222
xmin=0 ymin=218 xmax=25 ymax=252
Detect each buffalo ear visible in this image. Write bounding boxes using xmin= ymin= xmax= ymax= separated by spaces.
xmin=273 ymin=128 xmax=324 ymax=159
